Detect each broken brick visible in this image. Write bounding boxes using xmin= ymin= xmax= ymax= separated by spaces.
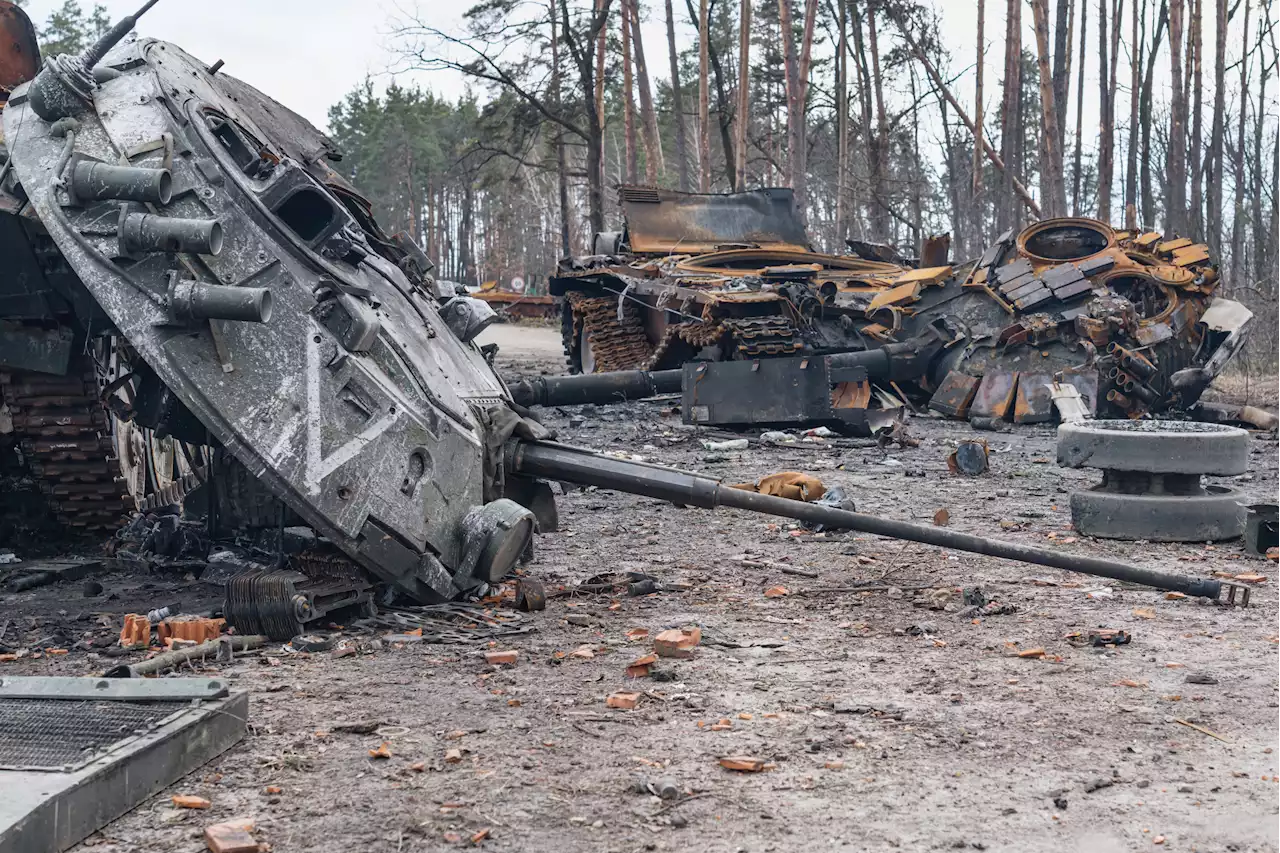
xmin=471 ymin=828 xmax=491 ymax=843
xmin=625 ymin=628 xmax=649 ymax=642
xmin=119 ymin=613 xmax=150 ymax=648
xmin=171 ymin=795 xmax=211 ymax=810
xmin=1016 ymin=648 xmax=1046 ymax=658
xmin=484 ymin=650 xmax=518 ymax=666
xmin=654 ymin=627 xmax=701 ymax=659
xmin=567 ymin=644 xmax=595 ymax=660
xmin=203 ymin=821 xmax=257 ymax=853
xmin=158 ymin=615 xmax=225 ymax=644
xmin=625 ymin=653 xmax=658 ymax=678
xmin=606 ymin=691 xmax=641 ymax=710
xmin=763 ymin=586 xmax=789 ymax=598
xmin=719 ymin=755 xmax=765 ymax=772
xmin=368 ymin=742 xmax=392 ymax=759
xmin=262 ymin=786 xmax=282 ymax=795
xmin=1233 ymin=573 xmax=1267 ymax=584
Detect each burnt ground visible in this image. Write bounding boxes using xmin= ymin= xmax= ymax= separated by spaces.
xmin=3 ymin=323 xmax=1278 ymax=853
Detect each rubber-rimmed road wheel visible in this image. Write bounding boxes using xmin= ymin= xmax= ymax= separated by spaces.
xmin=1071 ymin=485 xmax=1247 ymax=541
xmin=1057 ymin=420 xmax=1250 ymax=475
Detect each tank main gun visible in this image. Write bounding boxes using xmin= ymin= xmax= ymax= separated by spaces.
xmin=506 ymin=439 xmax=1236 ymax=603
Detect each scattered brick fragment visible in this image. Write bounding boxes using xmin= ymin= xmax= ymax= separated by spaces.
xmin=606 ymin=691 xmax=641 ymax=710
xmin=204 ymin=821 xmax=257 ymax=853
xmin=171 ymin=795 xmax=211 ymax=810
xmin=485 ymin=650 xmax=518 ymax=666
xmin=654 ymin=627 xmax=701 ymax=659
xmin=719 ymin=756 xmax=765 ymax=772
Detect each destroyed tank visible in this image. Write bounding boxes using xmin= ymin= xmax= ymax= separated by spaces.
xmin=0 ymin=3 xmax=1248 ymax=637
xmin=0 ymin=1 xmax=555 ymax=618
xmin=546 ymin=187 xmax=1251 ymax=431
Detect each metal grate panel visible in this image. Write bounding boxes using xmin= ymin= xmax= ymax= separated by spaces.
xmin=0 ymin=698 xmax=185 ymax=771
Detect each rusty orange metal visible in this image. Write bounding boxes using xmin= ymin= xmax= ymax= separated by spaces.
xmin=0 ymin=1 xmax=39 ymax=106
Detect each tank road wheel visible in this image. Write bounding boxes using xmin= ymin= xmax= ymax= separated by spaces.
xmin=113 ymin=417 xmax=148 ymax=507
xmin=561 ymin=297 xmax=584 ymax=374
xmin=1057 ymin=421 xmax=1249 ymax=475
xmin=1059 ymin=420 xmax=1250 ymax=542
xmin=579 ymin=324 xmax=598 ymax=374
xmin=1070 ymin=486 xmax=1247 ymax=542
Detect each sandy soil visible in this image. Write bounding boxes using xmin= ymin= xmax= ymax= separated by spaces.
xmin=4 ymin=325 xmax=1277 ymax=853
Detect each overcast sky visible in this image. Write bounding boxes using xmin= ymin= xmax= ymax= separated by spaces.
xmin=19 ymin=0 xmax=1251 ymax=167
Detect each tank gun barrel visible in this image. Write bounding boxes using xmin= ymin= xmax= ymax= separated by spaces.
xmin=509 ymin=368 xmax=683 ymax=408
xmin=507 ymin=440 xmax=1227 ymax=601
xmin=83 ymin=0 xmax=161 ymax=67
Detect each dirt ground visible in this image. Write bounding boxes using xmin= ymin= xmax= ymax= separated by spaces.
xmin=4 ymin=322 xmax=1278 ymax=853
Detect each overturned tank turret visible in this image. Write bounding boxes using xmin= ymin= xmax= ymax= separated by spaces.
xmin=0 ymin=1 xmax=546 ymax=609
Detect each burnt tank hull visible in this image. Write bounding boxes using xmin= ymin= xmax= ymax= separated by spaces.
xmin=550 ymin=188 xmax=1249 ymax=428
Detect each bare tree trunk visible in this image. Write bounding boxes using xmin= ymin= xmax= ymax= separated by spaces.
xmin=1168 ymin=0 xmax=1187 ymax=235
xmin=973 ymin=0 xmax=985 ymax=207
xmin=1072 ymin=0 xmax=1087 ymax=213
xmin=852 ymin=0 xmax=875 ymax=234
xmin=778 ymin=0 xmax=819 ymax=220
xmin=1052 ymin=0 xmax=1073 ymax=147
xmin=621 ymin=0 xmax=638 ymax=184
xmin=1244 ymin=4 xmax=1264 ymax=279
xmin=1105 ymin=0 xmax=1123 ymax=220
xmin=867 ymin=1 xmax=890 ymax=235
xmin=908 ymin=65 xmax=922 ymax=248
xmin=1254 ymin=4 xmax=1274 ymax=281
xmin=998 ymin=0 xmax=1022 ymax=231
xmin=1140 ymin=0 xmax=1168 ymax=227
xmin=594 ymin=0 xmax=608 ymax=226
xmin=736 ymin=0 xmax=751 ymax=192
xmin=698 ymin=0 xmax=711 ymax=191
xmin=551 ymin=0 xmax=570 ymax=255
xmin=1125 ymin=0 xmax=1140 ymax=225
xmin=1098 ymin=0 xmax=1112 ymax=222
xmin=1205 ymin=0 xmax=1226 ymax=253
xmin=835 ymin=0 xmax=848 ymax=241
xmin=665 ymin=0 xmax=691 ymax=191
xmin=629 ymin=0 xmax=663 ymax=183
xmin=1033 ymin=0 xmax=1067 ymax=217
xmin=1189 ymin=0 xmax=1204 ymax=238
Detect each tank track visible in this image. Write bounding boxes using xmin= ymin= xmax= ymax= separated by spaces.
xmin=0 ymin=359 xmax=132 ymax=533
xmin=722 ymin=317 xmax=804 ymax=358
xmin=565 ymin=291 xmax=654 ymax=372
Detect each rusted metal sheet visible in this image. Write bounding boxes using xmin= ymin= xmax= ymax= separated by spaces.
xmin=1172 ymin=244 xmax=1210 ymax=267
xmin=928 ymin=371 xmax=980 ymax=418
xmin=1012 ymin=373 xmax=1055 ymax=424
xmin=1158 ymin=237 xmax=1193 ymax=253
xmin=969 ymin=372 xmax=1018 ymax=421
xmin=920 ymin=233 xmax=951 ymax=267
xmin=1061 ymin=370 xmax=1100 ymax=414
xmin=832 ymin=379 xmax=871 ymax=410
xmin=866 ymin=281 xmax=921 ymax=312
xmin=620 ymin=187 xmax=809 ymax=255
xmin=894 ymin=265 xmax=953 ymax=286
xmin=0 ymin=1 xmax=39 ymax=105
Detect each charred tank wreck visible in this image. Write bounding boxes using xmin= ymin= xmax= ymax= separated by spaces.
xmin=0 ymin=4 xmax=1250 ymax=638
xmin=525 ymin=187 xmax=1253 ymax=433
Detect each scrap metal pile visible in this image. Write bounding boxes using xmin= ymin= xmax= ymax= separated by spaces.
xmin=0 ymin=1 xmax=1255 ymax=667
xmin=534 ymin=186 xmax=1254 ymax=433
